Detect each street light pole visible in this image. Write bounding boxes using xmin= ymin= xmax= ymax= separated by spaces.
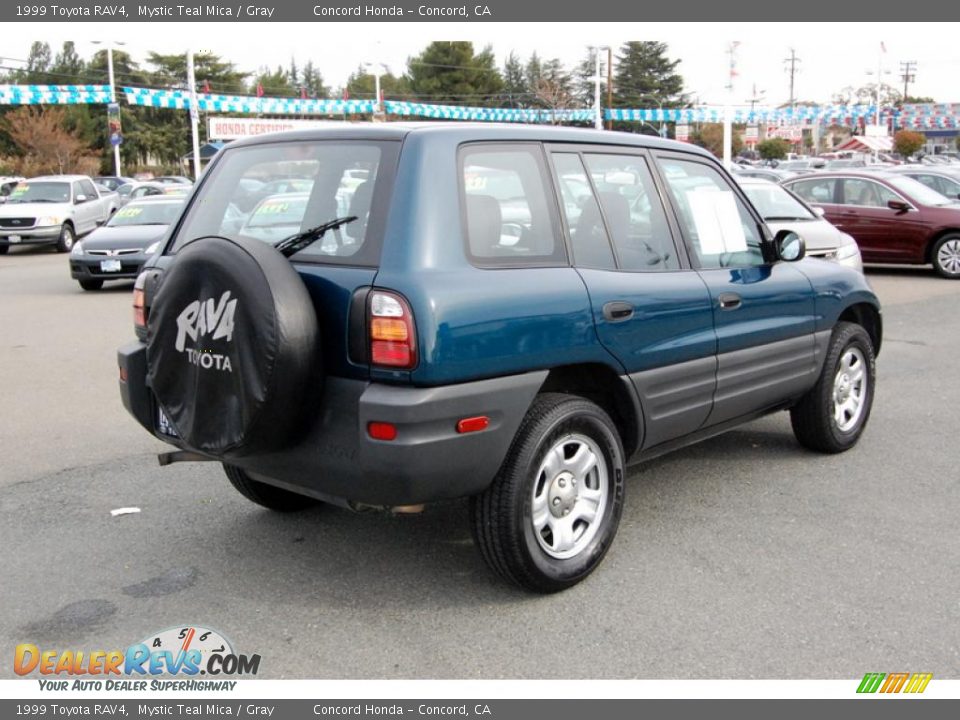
xmin=186 ymin=49 xmax=201 ymax=180
xmin=93 ymin=41 xmax=124 ymax=177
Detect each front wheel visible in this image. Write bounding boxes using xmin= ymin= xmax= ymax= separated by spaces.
xmin=470 ymin=393 xmax=625 ymax=593
xmin=0 ymin=245 xmax=8 ymax=255
xmin=55 ymin=224 xmax=75 ymax=253
xmin=790 ymin=322 xmax=876 ymax=453
xmin=932 ymin=234 xmax=960 ymax=279
xmin=223 ymin=464 xmax=319 ymax=512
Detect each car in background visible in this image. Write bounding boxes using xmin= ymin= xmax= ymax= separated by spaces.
xmin=775 ymin=159 xmax=825 ymax=172
xmin=0 ymin=175 xmax=116 ymax=254
xmin=94 ymin=176 xmax=135 ymax=192
xmin=880 ymin=166 xmax=960 ymax=200
xmin=737 ymin=177 xmax=863 ymax=272
xmin=154 ymin=175 xmax=193 ymax=185
xmin=117 ymin=181 xmax=191 ymax=207
xmin=824 ymin=159 xmax=866 ymax=170
xmin=731 ymin=166 xmax=798 ymax=183
xmin=784 ymin=171 xmax=960 ymax=278
xmin=69 ymin=195 xmax=186 ymax=290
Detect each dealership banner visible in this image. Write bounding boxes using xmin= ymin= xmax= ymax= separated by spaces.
xmin=0 ymin=84 xmax=112 ymax=105
xmin=208 ymin=117 xmax=348 ymax=140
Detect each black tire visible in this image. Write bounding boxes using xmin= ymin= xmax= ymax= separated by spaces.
xmin=223 ymin=464 xmax=319 ymax=512
xmin=55 ymin=223 xmax=75 ymax=253
xmin=0 ymin=245 xmax=8 ymax=255
xmin=470 ymin=393 xmax=625 ymax=593
xmin=931 ymin=234 xmax=960 ymax=279
xmin=78 ymin=279 xmax=103 ymax=291
xmin=791 ymin=322 xmax=876 ymax=454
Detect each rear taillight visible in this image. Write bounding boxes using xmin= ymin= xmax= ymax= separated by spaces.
xmin=133 ymin=272 xmax=147 ymax=332
xmin=369 ymin=290 xmax=417 ymax=369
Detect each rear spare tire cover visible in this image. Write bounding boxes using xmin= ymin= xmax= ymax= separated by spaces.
xmin=146 ymin=236 xmax=319 ymax=457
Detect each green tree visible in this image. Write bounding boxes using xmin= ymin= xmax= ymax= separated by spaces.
xmin=19 ymin=41 xmax=53 ymax=83
xmin=250 ymin=65 xmax=293 ymax=96
xmin=757 ymin=137 xmax=791 ymax=160
xmin=344 ymin=66 xmax=409 ymax=101
xmin=893 ymin=129 xmax=926 ymax=158
xmin=300 ymin=61 xmax=328 ymax=99
xmin=612 ymin=41 xmax=685 ymax=109
xmin=407 ymin=42 xmax=502 ymax=105
xmin=500 ymin=52 xmax=527 ymax=107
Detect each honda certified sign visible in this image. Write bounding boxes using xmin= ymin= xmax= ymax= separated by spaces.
xmin=207 ymin=117 xmax=347 ymax=140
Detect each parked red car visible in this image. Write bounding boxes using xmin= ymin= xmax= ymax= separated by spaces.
xmin=783 ymin=171 xmax=960 ymax=278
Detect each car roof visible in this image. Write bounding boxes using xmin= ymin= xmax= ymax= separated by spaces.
xmin=736 ymin=176 xmax=783 ymax=186
xmin=225 ymin=122 xmax=715 ymax=159
xmin=784 ymin=170 xmax=901 ymax=181
xmin=125 ymin=195 xmax=187 ymax=206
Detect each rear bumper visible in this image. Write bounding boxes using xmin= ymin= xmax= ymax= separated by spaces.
xmin=118 ymin=341 xmax=546 ymax=505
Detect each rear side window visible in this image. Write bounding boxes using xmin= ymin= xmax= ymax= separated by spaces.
xmin=461 ymin=144 xmax=565 ymax=266
xmin=789 ymin=177 xmax=837 ymax=204
xmin=583 ymin=153 xmax=679 ymax=271
xmin=172 ymin=140 xmax=397 ymax=266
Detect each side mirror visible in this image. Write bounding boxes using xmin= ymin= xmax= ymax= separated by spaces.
xmin=887 ymin=199 xmax=910 ymax=213
xmin=74 ymin=194 xmax=87 ymax=204
xmin=811 ymin=205 xmax=826 ymax=217
xmin=774 ymin=229 xmax=805 ymax=262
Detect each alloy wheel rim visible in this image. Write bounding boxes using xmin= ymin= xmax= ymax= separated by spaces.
xmin=832 ymin=347 xmax=868 ymax=433
xmin=937 ymin=239 xmax=960 ymax=275
xmin=531 ymin=433 xmax=609 ymax=560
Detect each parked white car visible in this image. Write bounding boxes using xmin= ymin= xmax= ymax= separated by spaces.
xmin=0 ymin=175 xmax=117 ymax=254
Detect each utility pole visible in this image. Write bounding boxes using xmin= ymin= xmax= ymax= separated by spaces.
xmin=783 ymin=48 xmax=801 ymax=109
xmin=593 ymin=47 xmax=602 ymax=130
xmin=900 ymin=60 xmax=917 ymax=102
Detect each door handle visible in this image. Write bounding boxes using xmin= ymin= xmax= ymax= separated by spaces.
xmin=718 ymin=293 xmax=742 ymax=311
xmin=602 ymin=301 xmax=634 ymax=322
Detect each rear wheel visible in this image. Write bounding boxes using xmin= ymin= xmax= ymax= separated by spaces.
xmin=55 ymin=224 xmax=75 ymax=253
xmin=932 ymin=234 xmax=960 ymax=279
xmin=470 ymin=393 xmax=625 ymax=593
xmin=223 ymin=464 xmax=319 ymax=512
xmin=78 ymin=279 xmax=103 ymax=291
xmin=791 ymin=322 xmax=876 ymax=453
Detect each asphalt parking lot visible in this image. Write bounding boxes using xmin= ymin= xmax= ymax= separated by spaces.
xmin=1 ymin=246 xmax=958 ymax=679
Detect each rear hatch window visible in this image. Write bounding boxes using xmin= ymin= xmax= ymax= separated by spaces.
xmin=171 ymin=139 xmax=398 ymax=266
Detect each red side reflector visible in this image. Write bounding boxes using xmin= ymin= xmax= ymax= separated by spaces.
xmin=119 ymin=366 xmax=128 ymax=382
xmin=367 ymin=422 xmax=397 ymax=441
xmin=456 ymin=416 xmax=489 ymax=434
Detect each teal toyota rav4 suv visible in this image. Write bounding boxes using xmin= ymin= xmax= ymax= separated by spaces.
xmin=119 ymin=124 xmax=881 ymax=592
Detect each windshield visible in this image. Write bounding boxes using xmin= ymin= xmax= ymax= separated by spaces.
xmin=741 ymin=183 xmax=816 ymax=221
xmin=8 ymin=182 xmax=70 ymax=203
xmin=173 ymin=139 xmax=395 ymax=266
xmin=107 ymin=201 xmax=185 ymax=227
xmin=888 ymin=175 xmax=954 ymax=206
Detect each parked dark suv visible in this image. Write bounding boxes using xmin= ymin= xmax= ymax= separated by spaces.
xmin=118 ymin=125 xmax=882 ymax=592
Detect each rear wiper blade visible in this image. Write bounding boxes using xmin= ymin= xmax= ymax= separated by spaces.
xmin=274 ymin=216 xmax=357 ymax=257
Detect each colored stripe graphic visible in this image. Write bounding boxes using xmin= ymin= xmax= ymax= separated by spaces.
xmin=857 ymin=673 xmax=885 ymax=693
xmin=904 ymin=673 xmax=933 ymax=694
xmin=857 ymin=672 xmax=932 ymax=694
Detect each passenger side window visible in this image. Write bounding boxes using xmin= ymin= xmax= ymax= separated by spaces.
xmin=461 ymin=145 xmax=564 ymax=265
xmin=658 ymin=158 xmax=765 ymax=269
xmin=583 ymin=154 xmax=679 ymax=271
xmin=841 ymin=179 xmax=897 ymax=208
xmin=551 ymin=153 xmax=615 ymax=270
xmin=790 ymin=178 xmax=836 ymax=204
xmin=72 ymin=181 xmax=85 ymax=202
